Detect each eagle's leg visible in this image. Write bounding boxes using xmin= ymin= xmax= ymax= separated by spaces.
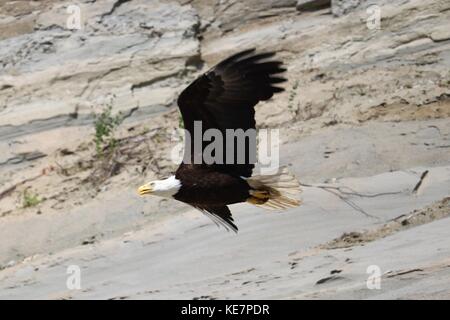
xmin=247 ymin=190 xmax=270 ymax=205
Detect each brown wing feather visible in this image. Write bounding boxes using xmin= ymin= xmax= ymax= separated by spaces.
xmin=177 ymin=48 xmax=286 ymax=178
xmin=195 ymin=205 xmax=238 ymax=233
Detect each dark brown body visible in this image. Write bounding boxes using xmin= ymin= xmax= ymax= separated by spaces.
xmin=174 ymin=164 xmax=251 ymax=207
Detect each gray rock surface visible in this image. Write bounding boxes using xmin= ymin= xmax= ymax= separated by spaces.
xmin=331 ymin=0 xmax=364 ymax=16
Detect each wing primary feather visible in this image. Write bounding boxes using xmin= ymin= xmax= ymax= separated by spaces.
xmin=190 ymin=205 xmax=238 ymax=233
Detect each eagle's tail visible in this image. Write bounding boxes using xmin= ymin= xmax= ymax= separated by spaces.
xmin=246 ymin=167 xmax=302 ymax=210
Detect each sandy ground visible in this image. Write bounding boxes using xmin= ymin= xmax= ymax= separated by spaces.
xmin=2 ymin=118 xmax=449 ymax=267
xmin=1 ymin=164 xmax=449 ymax=300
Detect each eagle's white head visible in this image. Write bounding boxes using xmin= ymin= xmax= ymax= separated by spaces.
xmin=138 ymin=175 xmax=181 ymax=198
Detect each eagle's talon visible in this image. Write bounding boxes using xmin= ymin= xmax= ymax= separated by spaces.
xmin=247 ymin=190 xmax=270 ymax=204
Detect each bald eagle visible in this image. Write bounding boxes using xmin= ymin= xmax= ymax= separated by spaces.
xmin=138 ymin=49 xmax=301 ymax=232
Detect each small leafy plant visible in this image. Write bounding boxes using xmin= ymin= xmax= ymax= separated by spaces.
xmin=178 ymin=112 xmax=184 ymax=129
xmin=94 ymin=104 xmax=123 ymax=156
xmin=22 ymin=190 xmax=41 ymax=208
xmin=288 ymin=80 xmax=299 ymax=111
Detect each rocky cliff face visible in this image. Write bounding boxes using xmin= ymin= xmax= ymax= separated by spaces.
xmin=1 ymin=0 xmax=199 ymax=127
xmin=0 ymin=0 xmax=449 ymax=266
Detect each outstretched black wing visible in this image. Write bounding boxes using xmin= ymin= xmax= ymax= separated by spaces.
xmin=177 ymin=49 xmax=286 ymax=178
xmin=195 ymin=205 xmax=238 ymax=233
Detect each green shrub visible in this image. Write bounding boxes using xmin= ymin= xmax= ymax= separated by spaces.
xmin=23 ymin=190 xmax=41 ymax=208
xmin=94 ymin=104 xmax=123 ymax=156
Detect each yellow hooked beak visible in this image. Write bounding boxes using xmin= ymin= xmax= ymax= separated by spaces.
xmin=138 ymin=183 xmax=153 ymax=196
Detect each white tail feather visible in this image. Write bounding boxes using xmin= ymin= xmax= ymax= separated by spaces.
xmin=247 ymin=167 xmax=302 ymax=210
